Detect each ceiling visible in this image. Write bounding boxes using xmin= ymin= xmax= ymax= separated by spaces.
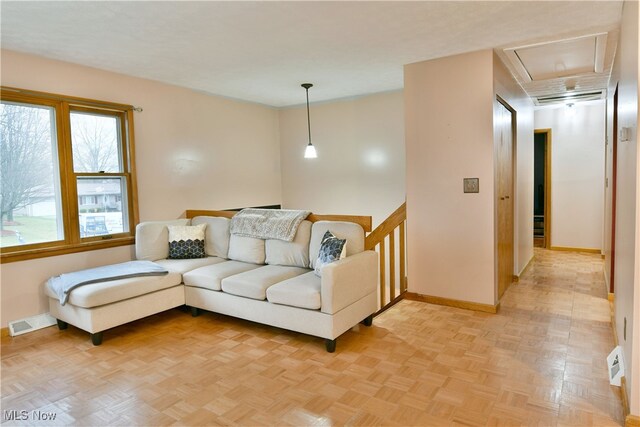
xmin=0 ymin=1 xmax=623 ymax=107
xmin=497 ymin=29 xmax=618 ymax=106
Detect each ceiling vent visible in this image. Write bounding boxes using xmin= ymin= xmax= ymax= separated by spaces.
xmin=535 ymin=90 xmax=605 ymax=106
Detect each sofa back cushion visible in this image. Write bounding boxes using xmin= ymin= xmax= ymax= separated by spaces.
xmin=265 ymin=220 xmax=311 ymax=268
xmin=191 ymin=216 xmax=231 ymax=258
xmin=136 ymin=219 xmax=190 ymax=261
xmin=228 ymin=234 xmax=266 ymax=264
xmin=309 ymin=221 xmax=365 ymax=269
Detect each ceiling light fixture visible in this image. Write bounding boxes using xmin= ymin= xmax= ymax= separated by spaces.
xmin=302 ymin=83 xmax=317 ymax=159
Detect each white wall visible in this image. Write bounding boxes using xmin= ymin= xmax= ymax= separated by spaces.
xmin=1 ymin=49 xmax=282 ymax=327
xmin=279 ymin=91 xmax=405 ymax=228
xmin=534 ymin=102 xmax=606 ymax=251
xmin=609 ymin=0 xmax=639 ymax=416
xmin=405 ymin=50 xmax=497 ymax=306
xmin=404 ymin=49 xmax=534 ymax=307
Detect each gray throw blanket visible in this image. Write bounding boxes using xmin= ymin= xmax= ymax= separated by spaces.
xmin=230 ymin=209 xmax=311 ymax=241
xmin=47 ymin=260 xmax=169 ymax=305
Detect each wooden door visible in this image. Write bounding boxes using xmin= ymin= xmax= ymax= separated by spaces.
xmin=496 ymin=98 xmax=514 ymax=299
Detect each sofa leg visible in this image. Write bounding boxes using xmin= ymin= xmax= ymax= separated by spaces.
xmin=325 ymin=339 xmax=337 ymax=353
xmin=190 ymin=307 xmax=201 ymax=317
xmin=56 ymin=319 xmax=68 ymax=330
xmin=91 ymin=332 xmax=103 ymax=346
xmin=361 ymin=314 xmax=373 ymax=327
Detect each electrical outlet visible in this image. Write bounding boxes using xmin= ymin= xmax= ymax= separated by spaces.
xmin=463 ymin=178 xmax=479 ymax=193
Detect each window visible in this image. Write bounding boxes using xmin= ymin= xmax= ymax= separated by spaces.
xmin=0 ymin=87 xmax=139 ymax=262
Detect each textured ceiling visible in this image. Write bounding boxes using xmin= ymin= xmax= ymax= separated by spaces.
xmin=0 ymin=1 xmax=623 ymax=107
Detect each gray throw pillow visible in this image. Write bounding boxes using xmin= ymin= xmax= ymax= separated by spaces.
xmin=314 ymin=230 xmax=347 ymax=277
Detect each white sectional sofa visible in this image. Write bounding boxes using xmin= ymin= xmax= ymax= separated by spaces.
xmin=46 ymin=212 xmax=378 ymax=352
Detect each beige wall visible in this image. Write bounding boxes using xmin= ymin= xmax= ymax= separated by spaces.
xmin=405 ymin=50 xmax=496 ymax=305
xmin=535 ymin=102 xmax=606 ymax=251
xmin=1 ymin=49 xmax=282 ymax=327
xmin=493 ymin=53 xmax=535 ymax=277
xmin=405 ymin=49 xmax=534 ymax=306
xmin=278 ymin=91 xmax=405 ymax=228
xmin=605 ymin=0 xmax=639 ymax=416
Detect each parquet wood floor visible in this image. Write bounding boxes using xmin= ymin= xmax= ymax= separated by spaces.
xmin=1 ymin=249 xmax=623 ymax=426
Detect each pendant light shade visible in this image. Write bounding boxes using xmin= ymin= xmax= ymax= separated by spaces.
xmin=304 ymin=143 xmax=317 ymax=158
xmin=302 ymin=83 xmax=317 ymax=159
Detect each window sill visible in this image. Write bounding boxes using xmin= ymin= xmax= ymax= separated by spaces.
xmin=0 ymin=237 xmax=135 ymax=264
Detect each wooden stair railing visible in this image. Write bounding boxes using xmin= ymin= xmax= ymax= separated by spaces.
xmin=365 ymin=203 xmax=407 ymax=314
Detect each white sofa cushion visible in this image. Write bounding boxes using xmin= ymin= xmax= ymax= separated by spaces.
xmin=266 ymin=272 xmax=321 ymax=310
xmin=221 ymin=265 xmax=309 ymax=300
xmin=183 ymin=261 xmax=261 ymax=291
xmin=191 ymin=216 xmax=231 ymax=258
xmin=265 ymin=220 xmax=311 ymax=268
xmin=154 ymin=257 xmax=225 ymax=275
xmin=44 ymin=271 xmax=183 ymax=308
xmin=309 ymin=221 xmax=365 ymax=269
xmin=135 ymin=219 xmax=190 ymax=261
xmin=228 ymin=235 xmax=265 ymax=264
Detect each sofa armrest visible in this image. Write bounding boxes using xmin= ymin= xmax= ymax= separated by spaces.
xmin=321 ymin=250 xmax=378 ymax=315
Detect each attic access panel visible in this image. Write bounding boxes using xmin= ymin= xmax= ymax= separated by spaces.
xmin=505 ymin=33 xmax=607 ymax=82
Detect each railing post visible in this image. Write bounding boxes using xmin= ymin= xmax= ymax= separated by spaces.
xmin=379 ymin=239 xmax=386 ymax=307
xmin=389 ymin=229 xmax=396 ymax=300
xmin=364 ymin=202 xmax=407 ymax=313
xmin=400 ymin=221 xmax=406 ymax=293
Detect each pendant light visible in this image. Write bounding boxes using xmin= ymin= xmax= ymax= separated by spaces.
xmin=302 ymin=83 xmax=317 ymax=158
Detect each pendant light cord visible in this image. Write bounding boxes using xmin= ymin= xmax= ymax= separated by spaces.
xmin=305 ymin=87 xmax=312 ymax=145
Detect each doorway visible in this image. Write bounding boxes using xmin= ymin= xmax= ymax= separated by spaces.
xmin=496 ymin=97 xmax=515 ymax=299
xmin=533 ymin=129 xmax=551 ymax=248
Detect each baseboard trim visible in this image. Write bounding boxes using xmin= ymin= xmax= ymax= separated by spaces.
xmin=610 ymin=298 xmax=631 ymax=418
xmin=404 ymin=292 xmax=499 ymax=314
xmin=549 ymin=246 xmax=601 ymax=254
xmin=515 ymin=254 xmax=535 ymax=281
xmin=621 ymin=377 xmax=630 ymax=420
xmin=1 ymin=327 xmax=9 ymax=338
xmin=626 ymin=414 xmax=640 ymax=427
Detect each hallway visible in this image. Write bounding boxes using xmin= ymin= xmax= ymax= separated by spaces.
xmin=378 ymin=248 xmax=623 ymax=425
xmin=0 ymin=250 xmax=624 ymax=426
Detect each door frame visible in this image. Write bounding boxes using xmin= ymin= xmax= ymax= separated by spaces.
xmin=534 ymin=128 xmax=552 ymax=249
xmin=610 ymin=85 xmax=619 ymax=293
xmin=496 ymin=95 xmax=516 ymax=298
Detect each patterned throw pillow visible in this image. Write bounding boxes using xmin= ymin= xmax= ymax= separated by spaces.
xmin=314 ymin=230 xmax=347 ymax=277
xmin=167 ymin=224 xmax=207 ymax=259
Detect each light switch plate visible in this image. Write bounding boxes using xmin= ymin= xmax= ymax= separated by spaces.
xmin=464 ymin=178 xmax=479 ymax=193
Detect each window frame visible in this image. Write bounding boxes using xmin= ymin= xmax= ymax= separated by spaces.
xmin=1 ymin=87 xmax=139 ymax=263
